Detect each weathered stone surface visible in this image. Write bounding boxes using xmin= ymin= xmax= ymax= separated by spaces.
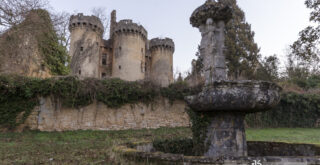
xmin=185 ymin=80 xmax=282 ymax=113
xmin=204 ymin=112 xmax=247 ymax=157
xmin=118 ymin=142 xmax=320 ymax=165
xmin=149 ymin=38 xmax=175 ymax=87
xmin=190 ymin=0 xmax=232 ymax=28
xmin=114 ymin=19 xmax=147 ymax=39
xmin=69 ymin=14 xmax=103 ymax=78
xmin=149 ymin=38 xmax=175 ymax=52
xmin=69 ymin=13 xmax=104 ymax=35
xmin=199 ymin=18 xmax=227 ymax=84
xmin=112 ymin=29 xmax=147 ymax=81
xmin=187 ymin=0 xmax=281 ymax=159
xmin=20 ymin=97 xmax=189 ymax=132
xmin=0 ymin=10 xmax=53 ymax=78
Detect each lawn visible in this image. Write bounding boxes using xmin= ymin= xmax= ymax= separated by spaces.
xmin=0 ymin=127 xmax=319 ymax=164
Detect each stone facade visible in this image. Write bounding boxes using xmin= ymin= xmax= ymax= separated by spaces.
xmin=149 ymin=38 xmax=175 ymax=87
xmin=69 ymin=14 xmax=104 ymax=78
xmin=17 ymin=97 xmax=189 ymax=132
xmin=69 ymin=11 xmax=175 ymax=86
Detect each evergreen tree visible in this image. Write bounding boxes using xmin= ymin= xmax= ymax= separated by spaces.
xmin=255 ymin=55 xmax=279 ymax=81
xmin=222 ymin=0 xmax=261 ymax=80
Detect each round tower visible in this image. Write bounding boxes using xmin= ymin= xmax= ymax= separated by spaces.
xmin=69 ymin=13 xmax=104 ymax=78
xmin=112 ymin=19 xmax=148 ymax=81
xmin=149 ymin=38 xmax=175 ymax=87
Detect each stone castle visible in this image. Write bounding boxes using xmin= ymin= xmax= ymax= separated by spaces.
xmin=69 ymin=11 xmax=175 ymax=87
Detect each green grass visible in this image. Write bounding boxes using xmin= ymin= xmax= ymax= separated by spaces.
xmin=0 ymin=127 xmax=319 ymax=164
xmin=246 ymin=128 xmax=320 ymax=144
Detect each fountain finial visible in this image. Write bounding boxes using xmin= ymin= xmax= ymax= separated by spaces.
xmin=190 ymin=0 xmax=232 ymax=28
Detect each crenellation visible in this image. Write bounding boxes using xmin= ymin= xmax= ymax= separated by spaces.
xmin=69 ymin=14 xmax=104 ymax=35
xmin=149 ymin=38 xmax=175 ymax=52
xmin=114 ymin=19 xmax=148 ymax=40
xmin=69 ymin=10 xmax=174 ymax=87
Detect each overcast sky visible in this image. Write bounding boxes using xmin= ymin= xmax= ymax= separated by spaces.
xmin=48 ymin=0 xmax=310 ymax=73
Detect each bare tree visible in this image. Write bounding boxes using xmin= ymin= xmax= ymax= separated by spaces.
xmin=0 ymin=0 xmax=72 ymax=50
xmin=91 ymin=7 xmax=109 ymax=39
xmin=0 ymin=0 xmax=49 ymax=33
xmin=51 ymin=11 xmax=71 ymax=48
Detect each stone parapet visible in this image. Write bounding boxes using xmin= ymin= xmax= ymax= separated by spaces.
xmin=113 ymin=19 xmax=148 ymax=39
xmin=69 ymin=13 xmax=104 ymax=35
xmin=149 ymin=38 xmax=175 ymax=52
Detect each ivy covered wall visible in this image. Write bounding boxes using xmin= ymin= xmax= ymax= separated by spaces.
xmin=1 ymin=74 xmax=319 ymax=130
xmin=246 ymin=92 xmax=320 ymax=128
xmin=0 ymin=75 xmax=199 ymax=129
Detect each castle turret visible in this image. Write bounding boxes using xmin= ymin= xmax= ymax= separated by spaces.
xmin=69 ymin=13 xmax=104 ymax=78
xmin=112 ymin=19 xmax=148 ymax=81
xmin=149 ymin=38 xmax=175 ymax=87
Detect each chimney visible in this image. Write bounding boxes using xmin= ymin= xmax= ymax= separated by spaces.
xmin=109 ymin=10 xmax=117 ymax=39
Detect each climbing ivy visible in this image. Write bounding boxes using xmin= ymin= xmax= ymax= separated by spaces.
xmin=3 ymin=74 xmax=319 ymax=130
xmin=246 ymin=92 xmax=320 ymax=128
xmin=34 ymin=9 xmax=70 ymax=75
xmin=186 ymin=108 xmax=211 ymax=156
xmin=160 ymin=81 xmax=202 ymax=103
xmin=0 ymin=75 xmax=197 ymax=129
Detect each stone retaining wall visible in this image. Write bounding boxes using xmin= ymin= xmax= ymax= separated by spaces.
xmin=17 ymin=97 xmax=190 ymax=132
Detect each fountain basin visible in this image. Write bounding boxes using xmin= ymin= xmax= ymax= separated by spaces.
xmin=185 ymin=80 xmax=282 ymax=113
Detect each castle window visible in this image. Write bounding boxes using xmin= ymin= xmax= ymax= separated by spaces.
xmin=141 ymin=61 xmax=145 ymax=73
xmin=80 ymin=47 xmax=83 ymax=51
xmin=119 ymin=65 xmax=122 ymax=70
xmin=119 ymin=47 xmax=122 ymax=51
xmin=79 ymin=70 xmax=81 ymax=75
xmin=101 ymin=73 xmax=106 ymax=78
xmin=141 ymin=48 xmax=144 ymax=53
xmin=41 ymin=64 xmax=45 ymax=71
xmin=102 ymin=54 xmax=107 ymax=65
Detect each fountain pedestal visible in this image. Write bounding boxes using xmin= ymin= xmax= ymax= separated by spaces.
xmin=204 ymin=112 xmax=247 ymax=157
xmin=187 ymin=0 xmax=281 ymax=158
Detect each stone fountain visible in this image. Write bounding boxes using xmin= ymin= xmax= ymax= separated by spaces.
xmin=185 ymin=0 xmax=281 ymax=158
